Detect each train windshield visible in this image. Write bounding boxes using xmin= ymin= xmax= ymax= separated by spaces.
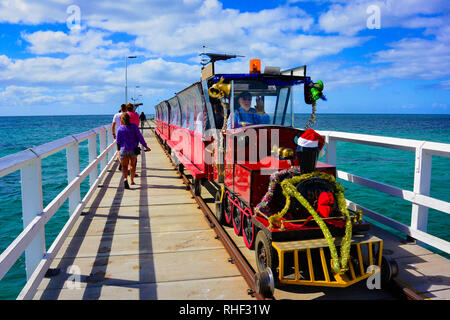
xmin=228 ymin=79 xmax=293 ymax=129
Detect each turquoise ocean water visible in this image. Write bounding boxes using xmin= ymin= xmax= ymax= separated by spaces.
xmin=0 ymin=114 xmax=449 ymax=299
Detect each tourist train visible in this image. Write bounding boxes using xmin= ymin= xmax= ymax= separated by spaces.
xmin=153 ymin=54 xmax=397 ymax=295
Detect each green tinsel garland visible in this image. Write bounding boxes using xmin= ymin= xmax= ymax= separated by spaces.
xmin=269 ymin=171 xmax=352 ymax=275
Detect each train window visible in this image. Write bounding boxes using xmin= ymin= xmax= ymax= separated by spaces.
xmin=188 ymin=96 xmax=195 ymax=131
xmin=201 ymin=79 xmax=220 ymax=131
xmin=273 ymin=87 xmax=291 ymax=126
xmin=166 ymin=103 xmax=170 ymax=123
xmin=178 ymin=94 xmax=188 ymax=128
xmin=210 ymin=99 xmax=224 ymax=130
xmin=194 ymin=104 xmax=203 ymax=134
xmin=192 ymin=86 xmax=206 ymax=135
xmin=178 ymin=83 xmax=205 ymax=133
xmin=168 ymin=97 xmax=181 ymax=126
xmin=227 ymin=80 xmax=292 ymax=129
xmin=162 ymin=103 xmax=167 ymax=123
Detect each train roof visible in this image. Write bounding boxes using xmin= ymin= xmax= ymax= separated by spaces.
xmin=211 ymin=73 xmax=310 ymax=86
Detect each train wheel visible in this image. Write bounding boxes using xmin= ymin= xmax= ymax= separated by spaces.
xmin=224 ymin=191 xmax=233 ymax=224
xmin=232 ymin=199 xmax=243 ymax=235
xmin=242 ymin=208 xmax=255 ymax=249
xmin=381 ymin=256 xmax=399 ymax=285
xmin=255 ymin=267 xmax=275 ymax=298
xmin=255 ymin=230 xmax=277 ymax=276
xmin=214 ymin=190 xmax=225 ymax=224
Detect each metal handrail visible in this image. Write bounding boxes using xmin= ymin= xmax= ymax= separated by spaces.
xmin=316 ymin=130 xmax=450 ymax=254
xmin=0 ymin=124 xmax=116 ymax=291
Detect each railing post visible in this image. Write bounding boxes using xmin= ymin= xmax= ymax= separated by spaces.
xmin=66 ymin=141 xmax=80 ymax=216
xmin=99 ymin=130 xmax=107 ymax=171
xmin=88 ymin=135 xmax=98 ymax=187
xmin=411 ymin=145 xmax=432 ymax=233
xmin=20 ymin=158 xmax=45 ymax=280
xmin=325 ymin=135 xmax=337 ymax=166
xmin=107 ymin=128 xmax=115 ymax=162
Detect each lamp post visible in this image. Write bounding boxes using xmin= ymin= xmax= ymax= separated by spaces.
xmin=125 ymin=55 xmax=137 ymax=104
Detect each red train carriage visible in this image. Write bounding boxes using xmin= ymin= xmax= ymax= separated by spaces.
xmin=153 ymin=55 xmax=397 ymax=296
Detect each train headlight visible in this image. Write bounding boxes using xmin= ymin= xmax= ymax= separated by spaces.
xmin=281 ymin=148 xmax=294 ymax=158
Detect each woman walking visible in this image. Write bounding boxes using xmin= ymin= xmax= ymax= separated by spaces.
xmin=116 ymin=112 xmax=151 ymax=189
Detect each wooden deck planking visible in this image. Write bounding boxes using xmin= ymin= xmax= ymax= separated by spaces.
xmin=33 ymin=129 xmax=251 ymax=300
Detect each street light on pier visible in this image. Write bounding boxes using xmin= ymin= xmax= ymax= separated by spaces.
xmin=125 ymin=55 xmax=137 ymax=104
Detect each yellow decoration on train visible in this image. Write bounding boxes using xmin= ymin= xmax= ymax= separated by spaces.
xmin=281 ymin=148 xmax=294 ymax=158
xmin=268 ymin=171 xmax=353 ymax=275
xmin=208 ymin=77 xmax=231 ymax=99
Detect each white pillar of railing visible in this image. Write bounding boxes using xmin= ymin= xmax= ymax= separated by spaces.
xmin=107 ymin=128 xmax=115 ymax=162
xmin=66 ymin=141 xmax=80 ymax=216
xmin=20 ymin=158 xmax=46 ymax=280
xmin=411 ymin=145 xmax=432 ymax=233
xmin=99 ymin=130 xmax=107 ymax=171
xmin=325 ymin=135 xmax=337 ymax=166
xmin=88 ymin=135 xmax=98 ymax=187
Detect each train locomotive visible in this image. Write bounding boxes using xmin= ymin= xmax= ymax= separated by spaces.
xmin=154 ymin=54 xmax=397 ymax=297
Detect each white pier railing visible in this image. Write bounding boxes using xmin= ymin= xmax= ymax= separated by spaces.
xmin=318 ymin=130 xmax=450 ymax=255
xmin=0 ymin=124 xmax=116 ymax=298
xmin=0 ymin=125 xmax=449 ymax=299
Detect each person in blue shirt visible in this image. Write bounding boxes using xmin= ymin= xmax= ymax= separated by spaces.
xmin=227 ymin=91 xmax=270 ymax=129
xmin=227 ymin=91 xmax=258 ymax=129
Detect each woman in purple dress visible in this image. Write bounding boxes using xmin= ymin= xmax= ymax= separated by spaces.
xmin=116 ymin=113 xmax=151 ymax=189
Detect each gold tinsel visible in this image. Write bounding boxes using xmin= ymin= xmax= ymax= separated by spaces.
xmin=267 ymin=171 xmax=353 ymax=275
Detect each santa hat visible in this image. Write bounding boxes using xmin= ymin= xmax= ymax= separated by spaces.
xmin=296 ymin=129 xmax=325 ymax=157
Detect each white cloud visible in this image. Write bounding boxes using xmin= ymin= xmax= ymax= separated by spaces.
xmin=318 ymin=0 xmax=449 ymax=35
xmin=21 ymin=29 xmax=136 ymax=59
xmin=0 ymin=83 xmax=125 ymax=109
xmin=0 ymin=54 xmax=11 ymax=68
xmin=0 ymin=54 xmax=116 ymax=86
xmin=1 ymin=1 xmax=366 ymax=65
xmin=197 ymin=0 xmax=223 ymax=16
xmin=0 ymin=0 xmax=68 ymax=24
xmin=372 ymin=37 xmax=450 ymax=80
xmin=0 ymin=0 xmax=449 ymax=115
xmin=0 ymin=53 xmax=204 ymax=112
xmin=121 ymin=58 xmax=201 ymax=89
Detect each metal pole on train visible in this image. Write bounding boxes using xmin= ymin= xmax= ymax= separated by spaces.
xmin=125 ymin=56 xmax=137 ymax=104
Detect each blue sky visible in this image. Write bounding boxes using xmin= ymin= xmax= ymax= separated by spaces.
xmin=0 ymin=0 xmax=449 ymax=116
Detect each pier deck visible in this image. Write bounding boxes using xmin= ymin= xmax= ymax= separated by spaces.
xmin=33 ymin=129 xmax=250 ymax=300
xmin=31 ymin=127 xmax=450 ymax=300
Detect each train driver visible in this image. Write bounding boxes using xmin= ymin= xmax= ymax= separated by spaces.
xmin=227 ymin=91 xmax=260 ymax=129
